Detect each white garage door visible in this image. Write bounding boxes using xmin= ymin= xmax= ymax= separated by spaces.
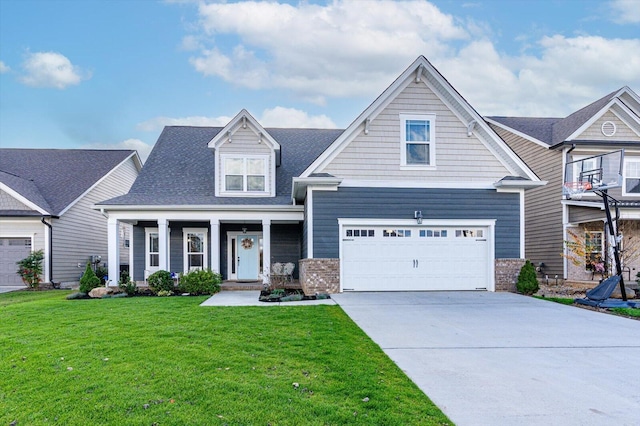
xmin=0 ymin=238 xmax=32 ymax=286
xmin=341 ymin=223 xmax=492 ymax=291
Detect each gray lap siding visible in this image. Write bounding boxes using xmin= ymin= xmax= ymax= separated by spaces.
xmin=311 ymin=187 xmax=520 ymax=259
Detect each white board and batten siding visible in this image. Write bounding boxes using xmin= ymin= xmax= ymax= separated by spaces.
xmin=339 ymin=219 xmax=495 ymax=292
xmin=320 ymin=82 xmax=511 ymax=182
xmin=52 ymin=157 xmax=139 ymax=286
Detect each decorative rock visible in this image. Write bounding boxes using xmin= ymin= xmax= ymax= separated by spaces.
xmin=88 ymin=287 xmax=113 ymax=298
xmin=610 ymin=286 xmax=636 ymax=299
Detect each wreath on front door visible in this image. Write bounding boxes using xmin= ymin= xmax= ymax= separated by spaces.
xmin=241 ymin=237 xmax=254 ymax=250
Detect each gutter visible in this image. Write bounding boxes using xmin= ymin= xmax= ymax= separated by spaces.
xmin=41 ymin=216 xmax=57 ymax=288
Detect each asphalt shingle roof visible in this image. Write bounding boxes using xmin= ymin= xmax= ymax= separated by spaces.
xmin=0 ymin=149 xmax=135 ymax=215
xmin=488 ymin=89 xmax=621 ymax=146
xmin=100 ymin=126 xmax=343 ymax=206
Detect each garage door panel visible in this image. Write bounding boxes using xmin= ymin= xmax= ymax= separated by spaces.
xmin=342 ymin=225 xmax=490 ymax=291
xmin=0 ymin=238 xmax=32 ymax=286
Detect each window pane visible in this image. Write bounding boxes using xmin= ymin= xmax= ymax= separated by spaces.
xmin=626 ymin=178 xmax=640 ymax=193
xmin=188 ymin=233 xmax=203 ymax=253
xmin=247 ymin=175 xmax=265 ymax=191
xmin=406 ymin=143 xmax=429 ymax=164
xmin=226 ymin=175 xmax=243 ymax=191
xmin=247 ymin=158 xmax=264 ymax=175
xmin=149 ymin=233 xmax=158 ymax=253
xmin=406 ymin=120 xmax=429 ymax=142
xmin=225 ymin=158 xmax=244 ymax=174
xmin=150 ymin=254 xmax=159 ymax=267
xmin=189 ymin=254 xmax=203 ymax=269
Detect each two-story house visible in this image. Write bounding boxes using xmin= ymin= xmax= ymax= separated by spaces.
xmin=488 ymin=87 xmax=640 ymax=283
xmin=97 ymin=56 xmax=544 ymax=294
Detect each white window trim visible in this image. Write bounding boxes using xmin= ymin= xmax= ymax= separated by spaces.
xmin=400 ymin=113 xmax=436 ymax=169
xmin=145 ymin=228 xmax=160 ymax=276
xmin=183 ymin=228 xmax=208 ymax=272
xmin=219 ymin=154 xmax=272 ymax=197
xmin=622 ymin=158 xmax=640 ymax=196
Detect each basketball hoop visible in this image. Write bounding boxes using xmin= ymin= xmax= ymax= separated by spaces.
xmin=563 ymin=181 xmax=592 ymax=200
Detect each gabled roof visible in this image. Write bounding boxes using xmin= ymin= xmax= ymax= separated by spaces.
xmin=0 ymin=149 xmax=139 ymax=216
xmin=488 ymin=87 xmax=640 ymax=147
xmin=208 ymin=109 xmax=281 ymax=151
xmin=300 ymin=55 xmax=540 ymax=182
xmin=98 ymin=126 xmax=343 ymax=206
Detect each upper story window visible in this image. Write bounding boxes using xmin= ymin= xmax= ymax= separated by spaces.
xmin=222 ymin=155 xmax=269 ymax=195
xmin=623 ymin=159 xmax=640 ymax=195
xmin=400 ymin=114 xmax=436 ymax=168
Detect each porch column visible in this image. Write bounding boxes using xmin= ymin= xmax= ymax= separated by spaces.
xmin=158 ymin=218 xmax=169 ymax=271
xmin=210 ymin=219 xmax=220 ymax=273
xmin=107 ymin=217 xmax=120 ymax=287
xmin=262 ymin=218 xmax=271 ymax=283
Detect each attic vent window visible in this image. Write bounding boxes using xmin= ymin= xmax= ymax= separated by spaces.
xmin=601 ymin=121 xmax=616 ymax=137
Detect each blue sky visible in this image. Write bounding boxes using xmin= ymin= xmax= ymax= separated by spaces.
xmin=1 ymin=0 xmax=639 ymax=161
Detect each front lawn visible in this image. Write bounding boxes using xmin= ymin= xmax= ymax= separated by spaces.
xmin=0 ymin=291 xmax=451 ymax=425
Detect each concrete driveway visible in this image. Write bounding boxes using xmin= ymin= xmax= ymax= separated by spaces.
xmin=0 ymin=286 xmax=25 ymax=294
xmin=331 ymin=291 xmax=640 ymax=426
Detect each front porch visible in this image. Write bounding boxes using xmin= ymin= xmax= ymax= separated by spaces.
xmin=106 ymin=210 xmax=305 ymax=287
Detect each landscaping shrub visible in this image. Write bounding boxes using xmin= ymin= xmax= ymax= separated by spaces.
xmin=94 ymin=265 xmax=109 ymax=285
xmin=16 ymin=249 xmax=44 ymax=289
xmin=79 ymin=263 xmax=101 ymax=293
xmin=147 ymin=270 xmax=175 ymax=295
xmin=178 ymin=269 xmax=222 ymax=295
xmin=517 ymin=260 xmax=539 ymax=295
xmin=118 ymin=271 xmax=137 ymax=296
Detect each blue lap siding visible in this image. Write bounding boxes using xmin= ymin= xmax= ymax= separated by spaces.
xmin=311 ymin=187 xmax=520 ymax=259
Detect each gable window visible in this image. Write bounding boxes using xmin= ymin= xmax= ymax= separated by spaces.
xmin=400 ymin=114 xmax=436 ymax=167
xmin=222 ymin=156 xmax=268 ymax=194
xmin=623 ymin=159 xmax=640 ymax=195
xmin=184 ymin=228 xmax=207 ymax=271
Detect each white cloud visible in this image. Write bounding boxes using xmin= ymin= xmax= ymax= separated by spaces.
xmin=137 ymin=107 xmax=337 ymax=132
xmin=82 ymin=139 xmax=154 ymax=163
xmin=0 ymin=61 xmax=10 ymax=73
xmin=20 ymin=51 xmax=89 ymax=89
xmin=260 ymin=107 xmax=336 ymax=128
xmin=188 ymin=0 xmax=468 ymax=100
xmin=610 ymin=0 xmax=640 ymax=24
xmin=178 ymin=0 xmax=640 ymax=118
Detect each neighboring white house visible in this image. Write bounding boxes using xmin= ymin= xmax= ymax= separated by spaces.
xmin=0 ymin=149 xmax=142 ymax=288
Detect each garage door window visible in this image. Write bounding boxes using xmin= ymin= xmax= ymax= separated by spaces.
xmin=419 ymin=229 xmax=447 ymax=237
xmin=383 ymin=229 xmax=412 ymax=237
xmin=346 ymin=229 xmax=375 ymax=237
xmin=456 ymin=229 xmax=484 ymax=238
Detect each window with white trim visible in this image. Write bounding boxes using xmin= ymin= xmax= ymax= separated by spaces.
xmin=221 ymin=155 xmax=268 ymax=194
xmin=400 ymin=114 xmax=435 ymax=167
xmin=184 ymin=228 xmax=207 ymax=271
xmin=624 ymin=159 xmax=640 ymax=195
xmin=145 ymin=228 xmax=159 ymax=271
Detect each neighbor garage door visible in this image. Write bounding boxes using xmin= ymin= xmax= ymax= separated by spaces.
xmin=341 ymin=223 xmax=492 ymax=291
xmin=0 ymin=238 xmax=32 ymax=286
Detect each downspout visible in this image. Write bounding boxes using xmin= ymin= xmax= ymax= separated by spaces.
xmin=41 ymin=217 xmax=57 ymax=288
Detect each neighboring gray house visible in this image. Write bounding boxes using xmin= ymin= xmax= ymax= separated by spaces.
xmin=487 ymin=87 xmax=640 ymax=282
xmin=0 ymin=149 xmax=142 ymax=287
xmin=97 ymin=56 xmax=543 ymax=293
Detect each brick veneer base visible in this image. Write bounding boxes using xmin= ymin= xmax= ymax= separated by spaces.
xmin=299 ymin=258 xmax=340 ymax=295
xmin=495 ymin=258 xmax=526 ymax=292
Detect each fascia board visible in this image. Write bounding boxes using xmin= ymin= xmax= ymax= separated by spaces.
xmin=493 ymin=180 xmax=547 ymax=189
xmin=93 ymin=203 xmax=304 ymax=212
xmin=58 ymin=153 xmax=138 ymax=217
xmin=484 ymin=117 xmax=551 ymax=148
xmin=0 ymin=182 xmax=50 ymax=215
xmin=291 ymin=176 xmax=342 ymax=201
xmin=208 ymin=109 xmax=280 ymax=151
xmin=609 ymin=102 xmax=640 ymax=137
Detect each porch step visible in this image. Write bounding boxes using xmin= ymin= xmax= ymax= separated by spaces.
xmin=221 ymin=281 xmax=264 ymax=291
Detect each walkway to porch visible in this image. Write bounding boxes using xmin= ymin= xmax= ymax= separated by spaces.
xmin=220 ymin=280 xmax=302 ymax=291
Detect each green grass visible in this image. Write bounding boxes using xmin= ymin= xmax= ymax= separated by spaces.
xmin=534 ymin=295 xmax=640 ymax=318
xmin=0 ymin=291 xmax=451 ymax=425
xmin=533 ymin=296 xmax=575 ymax=305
